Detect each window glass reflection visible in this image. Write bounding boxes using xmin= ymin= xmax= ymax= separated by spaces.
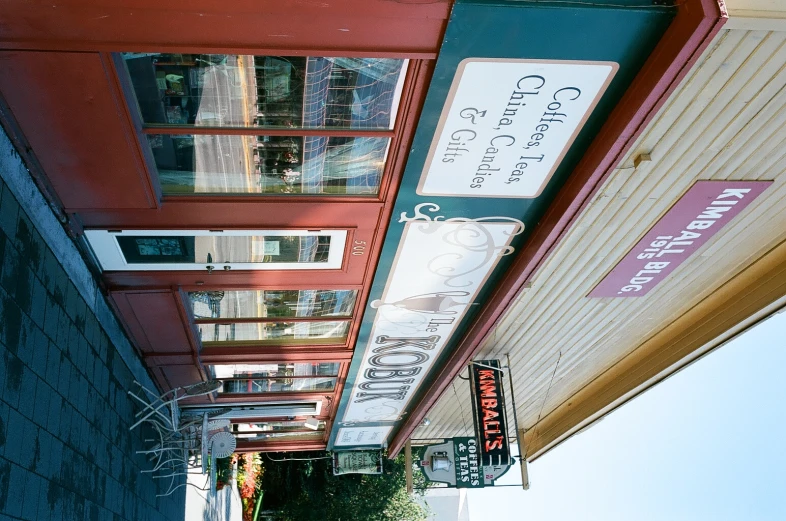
xmin=190 ymin=290 xmax=357 ymax=320
xmin=117 ymin=234 xmax=331 ymax=264
xmin=150 ymin=134 xmax=387 ymax=195
xmin=211 ymin=363 xmax=339 ymax=393
xmin=232 ymin=421 xmax=325 ymax=441
xmin=219 ymin=377 xmax=336 ymax=393
xmin=123 ymin=54 xmax=405 ymax=129
xmin=198 ymin=321 xmax=349 ymax=345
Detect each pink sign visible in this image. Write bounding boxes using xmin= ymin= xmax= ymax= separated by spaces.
xmin=589 ymin=181 xmax=772 ymax=298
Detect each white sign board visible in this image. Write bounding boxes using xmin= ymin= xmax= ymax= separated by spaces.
xmin=335 ymin=426 xmax=393 ymax=447
xmin=418 ymin=59 xmax=617 ymax=198
xmin=337 ymin=204 xmax=525 ymax=446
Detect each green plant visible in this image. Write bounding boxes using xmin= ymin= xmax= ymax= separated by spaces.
xmin=214 ymin=456 xmax=234 ymax=490
xmin=257 ymin=452 xmax=428 ymax=521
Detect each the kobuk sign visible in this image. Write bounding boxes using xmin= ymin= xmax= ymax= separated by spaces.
xmin=590 ymin=181 xmax=772 ymax=298
xmin=469 ymin=360 xmax=511 ymax=466
xmin=335 ymin=204 xmax=522 ymax=448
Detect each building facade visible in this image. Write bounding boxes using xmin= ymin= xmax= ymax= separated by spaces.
xmin=0 ymin=0 xmax=730 ymax=454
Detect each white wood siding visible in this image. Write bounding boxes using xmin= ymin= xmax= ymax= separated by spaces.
xmin=416 ymin=28 xmax=786 ymax=443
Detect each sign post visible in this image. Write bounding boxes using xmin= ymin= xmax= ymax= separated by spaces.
xmin=405 ymin=440 xmax=413 ymax=494
xmin=518 ymin=428 xmax=530 ymax=490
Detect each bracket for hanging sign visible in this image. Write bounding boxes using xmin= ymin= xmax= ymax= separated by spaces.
xmin=506 ymin=353 xmax=529 ymax=490
xmin=468 ymin=360 xmax=508 ymax=373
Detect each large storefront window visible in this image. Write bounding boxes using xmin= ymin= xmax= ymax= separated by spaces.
xmin=197 ymin=321 xmax=349 ymax=345
xmin=149 ymin=134 xmax=389 ymax=195
xmin=124 ymin=54 xmax=405 ymax=129
xmin=191 ymin=289 xmax=356 ymax=346
xmin=189 ymin=289 xmax=357 ymax=320
xmin=232 ymin=421 xmax=325 ymax=442
xmin=121 ymin=53 xmax=407 ymax=196
xmin=116 ymin=234 xmax=331 ymax=264
xmin=211 ymin=363 xmax=340 ymax=393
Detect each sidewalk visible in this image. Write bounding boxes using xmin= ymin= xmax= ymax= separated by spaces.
xmin=184 ymin=464 xmax=242 ymax=521
xmin=0 ymin=129 xmax=186 ymax=519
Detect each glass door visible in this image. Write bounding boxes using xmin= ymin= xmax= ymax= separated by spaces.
xmin=85 ymin=229 xmax=346 ymax=271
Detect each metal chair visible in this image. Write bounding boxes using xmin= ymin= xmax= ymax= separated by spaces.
xmin=151 ymin=421 xmax=231 ymax=497
xmin=155 ymin=430 xmax=237 ymax=497
xmin=128 ymin=380 xmax=222 ymax=431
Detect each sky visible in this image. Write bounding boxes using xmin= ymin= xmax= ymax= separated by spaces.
xmin=466 ymin=309 xmax=786 ymax=521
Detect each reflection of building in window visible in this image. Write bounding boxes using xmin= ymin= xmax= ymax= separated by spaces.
xmin=197 ymin=321 xmax=350 ymax=344
xmin=254 ymin=56 xmax=305 ymax=128
xmin=190 ymin=289 xmax=357 ymax=319
xmin=212 ymin=363 xmax=339 ymax=393
xmin=184 ymin=235 xmax=331 ymax=264
xmin=124 ymin=53 xmax=405 ymax=195
xmin=301 ymin=57 xmax=404 ymax=130
xmin=232 ymin=420 xmax=325 ymax=441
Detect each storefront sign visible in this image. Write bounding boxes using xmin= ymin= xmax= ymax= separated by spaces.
xmin=337 ymin=204 xmax=524 ymax=441
xmin=418 ymin=59 xmax=617 ymax=198
xmin=418 ymin=437 xmax=511 ymax=488
xmin=469 ymin=360 xmax=511 ymax=466
xmin=332 ymin=450 xmax=383 ymax=475
xmin=335 ymin=426 xmax=392 ymax=447
xmin=590 ymin=181 xmax=772 ymax=298
xmin=330 ymin=0 xmax=679 ymax=452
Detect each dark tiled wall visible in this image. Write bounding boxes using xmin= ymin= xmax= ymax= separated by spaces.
xmin=0 ymin=179 xmax=185 ymax=521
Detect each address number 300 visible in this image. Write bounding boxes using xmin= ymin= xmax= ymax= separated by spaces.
xmin=352 ymin=240 xmax=366 ymax=256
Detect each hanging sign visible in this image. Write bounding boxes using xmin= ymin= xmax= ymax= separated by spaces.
xmin=332 ymin=450 xmax=384 ymax=475
xmin=589 ymin=181 xmax=772 ymax=298
xmin=469 ymin=360 xmax=511 ymax=466
xmin=417 ymin=437 xmax=511 ymax=488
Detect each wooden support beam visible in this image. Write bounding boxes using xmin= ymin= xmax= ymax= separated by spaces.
xmin=405 ymin=440 xmax=413 ymax=494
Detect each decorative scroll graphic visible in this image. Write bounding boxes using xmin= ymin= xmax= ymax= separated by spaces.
xmin=371 ymin=291 xmax=472 ymax=315
xmin=337 ymin=204 xmax=524 ymax=444
xmin=398 ymin=203 xmax=525 ymax=288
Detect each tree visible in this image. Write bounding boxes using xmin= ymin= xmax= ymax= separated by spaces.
xmin=259 ymin=452 xmax=428 ymax=521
